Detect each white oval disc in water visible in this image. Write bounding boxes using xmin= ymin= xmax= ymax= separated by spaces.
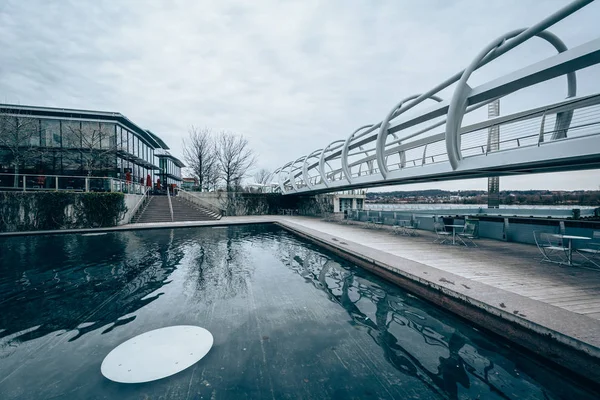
xmin=101 ymin=325 xmax=213 ymax=383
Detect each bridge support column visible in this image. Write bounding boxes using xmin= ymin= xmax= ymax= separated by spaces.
xmin=487 ymin=99 xmax=501 ymax=208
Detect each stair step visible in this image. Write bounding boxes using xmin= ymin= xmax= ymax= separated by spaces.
xmin=132 ymin=195 xmax=221 ymax=224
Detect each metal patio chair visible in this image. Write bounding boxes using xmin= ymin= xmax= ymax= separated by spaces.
xmin=403 ymin=219 xmax=420 ymax=236
xmin=533 ymin=231 xmax=568 ymax=264
xmin=575 ymin=231 xmax=600 ymax=269
xmin=458 ymin=223 xmax=477 ymax=247
xmin=434 ymin=222 xmax=451 ymax=244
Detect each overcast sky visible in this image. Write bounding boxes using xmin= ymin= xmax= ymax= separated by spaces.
xmin=1 ymin=0 xmax=599 ymax=191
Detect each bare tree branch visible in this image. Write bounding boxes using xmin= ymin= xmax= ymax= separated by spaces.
xmin=216 ymin=131 xmax=257 ymax=191
xmin=253 ymin=168 xmax=271 ymax=192
xmin=182 ymin=126 xmax=216 ymax=191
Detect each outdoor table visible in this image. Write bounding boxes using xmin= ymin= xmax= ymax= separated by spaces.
xmin=394 ymin=220 xmax=411 ymax=235
xmin=445 ymin=224 xmax=465 ymax=245
xmin=552 ymin=234 xmax=591 ymax=266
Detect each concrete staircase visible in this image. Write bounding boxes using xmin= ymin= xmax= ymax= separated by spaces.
xmin=134 ymin=195 xmax=220 ymax=224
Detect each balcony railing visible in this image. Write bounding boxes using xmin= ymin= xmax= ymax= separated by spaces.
xmin=0 ymin=173 xmax=147 ymax=195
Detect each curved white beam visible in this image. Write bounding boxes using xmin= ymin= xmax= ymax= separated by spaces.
xmin=319 ymin=140 xmax=345 ymax=187
xmin=289 ymin=156 xmax=306 ymax=192
xmin=303 ymin=149 xmax=322 ymax=190
xmin=446 ymin=29 xmax=576 ymax=170
xmin=341 ymin=125 xmax=373 ymax=184
xmin=376 ymin=94 xmax=442 ymax=179
xmin=278 ymin=162 xmax=292 ymax=194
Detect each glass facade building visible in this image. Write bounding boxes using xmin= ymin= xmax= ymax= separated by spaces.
xmin=0 ymin=104 xmax=184 ymax=188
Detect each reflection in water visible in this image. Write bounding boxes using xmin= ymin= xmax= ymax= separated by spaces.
xmin=183 ymin=227 xmax=255 ymax=303
xmin=275 ymin=234 xmax=583 ymax=400
xmin=0 ymin=229 xmax=185 ymax=344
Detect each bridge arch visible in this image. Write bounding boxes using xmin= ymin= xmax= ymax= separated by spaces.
xmin=289 ymin=156 xmax=306 ymax=191
xmin=341 ymin=125 xmax=374 ymax=183
xmin=446 ymin=29 xmax=576 ymax=170
xmin=303 ymin=149 xmax=323 ymax=190
xmin=376 ymin=94 xmax=443 ymax=178
xmin=318 ymin=140 xmax=346 ymax=188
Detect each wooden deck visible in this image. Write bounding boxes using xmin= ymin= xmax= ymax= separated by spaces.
xmin=278 ymin=217 xmax=600 ymax=321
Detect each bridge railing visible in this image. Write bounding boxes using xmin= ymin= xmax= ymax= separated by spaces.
xmin=284 ymin=92 xmax=600 ymax=193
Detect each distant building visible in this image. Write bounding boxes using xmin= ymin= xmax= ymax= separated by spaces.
xmin=181 ymin=177 xmax=198 ymax=190
xmin=0 ymin=104 xmax=184 ymax=189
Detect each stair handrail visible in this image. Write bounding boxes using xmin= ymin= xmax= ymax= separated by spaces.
xmin=166 ymin=186 xmax=174 ymax=222
xmin=128 ymin=186 xmax=151 ymax=224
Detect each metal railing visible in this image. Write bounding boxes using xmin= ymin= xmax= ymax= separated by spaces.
xmin=281 ymin=93 xmax=600 ymax=193
xmin=166 ymin=186 xmax=174 ymax=222
xmin=128 ymin=187 xmax=151 ymax=224
xmin=0 ymin=172 xmax=148 ymax=194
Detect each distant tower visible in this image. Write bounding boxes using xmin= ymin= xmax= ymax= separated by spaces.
xmin=487 ymin=99 xmax=500 ymax=208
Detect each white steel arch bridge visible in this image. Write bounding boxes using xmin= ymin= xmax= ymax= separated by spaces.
xmin=272 ymin=0 xmax=600 ymax=195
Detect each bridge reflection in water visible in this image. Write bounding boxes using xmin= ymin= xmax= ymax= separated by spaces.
xmin=276 ymin=233 xmax=592 ymax=399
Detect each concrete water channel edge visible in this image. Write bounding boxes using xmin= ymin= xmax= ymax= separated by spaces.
xmin=1 ymin=215 xmax=599 ymax=388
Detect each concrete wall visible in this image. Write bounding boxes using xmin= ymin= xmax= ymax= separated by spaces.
xmin=120 ymin=194 xmax=144 ymax=225
xmin=182 ymin=192 xmax=334 ymax=216
xmin=186 ymin=192 xmax=225 ymax=209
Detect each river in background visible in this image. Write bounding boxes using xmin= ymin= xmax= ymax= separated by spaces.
xmin=364 ymin=203 xmax=598 ymax=218
xmin=365 ymin=204 xmax=596 ymax=210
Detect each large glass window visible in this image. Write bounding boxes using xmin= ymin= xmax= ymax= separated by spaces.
xmin=128 ymin=131 xmax=134 ymax=156
xmin=118 ymin=127 xmax=125 ymax=151
xmin=99 ymin=123 xmax=116 ymax=149
xmin=16 ymin=117 xmax=40 ymax=147
xmin=81 ymin=121 xmax=100 ymax=149
xmin=41 ymin=119 xmax=61 ymax=147
xmin=62 ymin=121 xmax=81 ymax=148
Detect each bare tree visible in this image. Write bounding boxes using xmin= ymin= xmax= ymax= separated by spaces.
xmin=182 ymin=126 xmax=216 ymax=191
xmin=204 ymin=149 xmax=220 ymax=191
xmin=62 ymin=122 xmax=119 ymax=176
xmin=253 ymin=168 xmax=271 ymax=185
xmin=253 ymin=168 xmax=271 ymax=192
xmin=216 ymin=131 xmax=257 ymax=191
xmin=0 ymin=112 xmax=42 ymax=187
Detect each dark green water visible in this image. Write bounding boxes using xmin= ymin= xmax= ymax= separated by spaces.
xmin=0 ymin=224 xmax=597 ymax=399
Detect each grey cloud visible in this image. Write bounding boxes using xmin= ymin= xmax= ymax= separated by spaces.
xmin=1 ymin=0 xmax=599 ymax=190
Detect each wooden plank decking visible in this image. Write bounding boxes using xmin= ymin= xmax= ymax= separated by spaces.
xmin=278 ymin=216 xmax=600 ymax=320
